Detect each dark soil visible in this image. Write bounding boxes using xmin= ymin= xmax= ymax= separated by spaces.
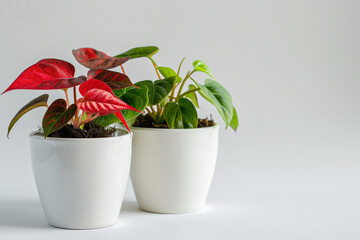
xmin=48 ymin=122 xmax=116 ymax=138
xmin=133 ymin=114 xmax=215 ymax=128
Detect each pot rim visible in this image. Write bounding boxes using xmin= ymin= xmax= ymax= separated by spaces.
xmin=29 ymin=129 xmax=130 ymax=141
xmin=130 ymin=123 xmax=219 ymax=132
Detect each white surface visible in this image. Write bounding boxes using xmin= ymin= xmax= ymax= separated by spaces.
xmin=30 ymin=132 xmax=132 ymax=229
xmin=0 ymin=0 xmax=360 ymax=239
xmin=130 ymin=125 xmax=219 ymax=213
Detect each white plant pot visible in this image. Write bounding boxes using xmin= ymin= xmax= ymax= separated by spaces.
xmin=29 ymin=131 xmax=132 ymax=229
xmin=130 ymin=125 xmax=219 ymax=214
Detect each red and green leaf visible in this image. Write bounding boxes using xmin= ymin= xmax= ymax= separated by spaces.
xmin=87 ymin=69 xmax=138 ymax=90
xmin=2 ymin=59 xmax=86 ymax=93
xmin=42 ymin=99 xmax=77 ymax=137
xmin=78 ymin=89 xmax=141 ymax=114
xmin=77 ymin=88 xmax=141 ymax=132
xmin=7 ymin=94 xmax=49 ymax=138
xmin=72 ymin=48 xmax=129 ymax=69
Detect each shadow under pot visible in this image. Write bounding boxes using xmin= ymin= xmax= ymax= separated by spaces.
xmin=130 ymin=124 xmax=219 ymax=214
xmin=29 ymin=131 xmax=132 ymax=229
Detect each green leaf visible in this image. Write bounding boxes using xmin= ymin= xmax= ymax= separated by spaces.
xmin=160 ymin=96 xmax=168 ymax=108
xmin=184 ymin=84 xmax=199 ymax=108
xmin=158 ymin=66 xmax=176 ymax=78
xmin=7 ymin=94 xmax=49 ymax=138
xmin=158 ymin=66 xmax=182 ymax=83
xmin=164 ymin=98 xmax=198 ymax=129
xmin=93 ymin=85 xmax=149 ymax=127
xmin=193 ymin=60 xmax=215 ymax=79
xmin=229 ymin=106 xmax=238 ymax=131
xmin=115 ymin=46 xmax=159 ymax=59
xmin=42 ymin=99 xmax=77 ymax=138
xmin=119 ymin=85 xmax=149 ymax=120
xmin=194 ymin=79 xmax=233 ymax=127
xmin=136 ymin=77 xmax=176 ymax=106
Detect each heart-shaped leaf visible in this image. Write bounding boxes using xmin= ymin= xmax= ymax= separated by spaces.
xmin=136 ymin=77 xmax=176 ymax=106
xmin=158 ymin=66 xmax=176 ymax=78
xmin=72 ymin=48 xmax=129 ymax=69
xmin=93 ymin=85 xmax=149 ymax=127
xmin=158 ymin=66 xmax=182 ymax=83
xmin=78 ymin=89 xmax=140 ymax=114
xmin=79 ymin=79 xmax=113 ymax=97
xmin=42 ymin=99 xmax=77 ymax=138
xmin=193 ymin=60 xmax=215 ymax=79
xmin=194 ymin=79 xmax=233 ymax=127
xmin=77 ymin=88 xmax=141 ymax=131
xmin=2 ymin=59 xmax=86 ymax=93
xmin=115 ymin=46 xmax=159 ymax=59
xmin=87 ymin=69 xmax=138 ymax=90
xmin=229 ymin=106 xmax=238 ymax=131
xmin=164 ymin=98 xmax=198 ymax=128
xmin=117 ymin=85 xmax=149 ymax=121
xmin=7 ymin=94 xmax=49 ymax=138
xmin=184 ymin=84 xmax=199 ymax=108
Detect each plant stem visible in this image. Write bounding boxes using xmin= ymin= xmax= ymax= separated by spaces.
xmin=148 ymin=56 xmax=162 ymax=80
xmin=73 ymin=87 xmax=78 ymax=123
xmin=150 ymin=105 xmax=156 ymax=114
xmin=79 ymin=111 xmax=85 ymax=121
xmin=177 ymin=87 xmax=200 ymax=100
xmin=73 ymin=113 xmax=99 ymax=129
xmin=120 ymin=65 xmax=126 ymax=74
xmin=145 ymin=107 xmax=155 ymax=118
xmin=168 ymin=95 xmax=176 ymax=101
xmin=146 ymin=107 xmax=153 ymax=114
xmin=176 ymin=70 xmax=194 ymax=99
xmin=63 ymin=89 xmax=70 ymax=107
xmin=177 ymin=57 xmax=186 ymax=76
xmin=156 ymin=104 xmax=161 ymax=120
xmin=169 ymin=83 xmax=178 ymax=102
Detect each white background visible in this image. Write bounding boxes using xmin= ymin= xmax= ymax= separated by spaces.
xmin=1 ymin=0 xmax=360 ymax=239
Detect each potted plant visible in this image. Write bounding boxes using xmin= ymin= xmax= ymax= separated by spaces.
xmin=93 ymin=46 xmax=239 ymax=213
xmin=3 ymin=50 xmax=143 ymax=229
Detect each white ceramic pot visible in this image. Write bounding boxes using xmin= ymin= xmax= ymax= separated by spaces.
xmin=29 ymin=131 xmax=132 ymax=229
xmin=130 ymin=125 xmax=219 ymax=214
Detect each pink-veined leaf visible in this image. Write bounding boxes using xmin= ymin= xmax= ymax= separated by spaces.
xmin=77 ymin=88 xmax=141 ymax=132
xmin=87 ymin=69 xmax=139 ymax=89
xmin=42 ymin=99 xmax=77 ymax=138
xmin=2 ymin=59 xmax=86 ymax=94
xmin=79 ymin=79 xmax=113 ymax=97
xmin=77 ymin=88 xmax=141 ymax=114
xmin=72 ymin=48 xmax=129 ymax=69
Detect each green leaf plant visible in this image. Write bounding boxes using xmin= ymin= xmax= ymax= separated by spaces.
xmin=95 ymin=46 xmax=239 ymax=131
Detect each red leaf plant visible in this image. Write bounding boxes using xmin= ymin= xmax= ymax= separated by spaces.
xmin=4 ymin=52 xmax=141 ymax=138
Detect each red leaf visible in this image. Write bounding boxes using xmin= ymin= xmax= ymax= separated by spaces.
xmin=77 ymin=88 xmax=141 ymax=115
xmin=2 ymin=59 xmax=85 ymax=94
xmin=87 ymin=69 xmax=139 ymax=89
xmin=72 ymin=48 xmax=129 ymax=69
xmin=79 ymin=79 xmax=113 ymax=97
xmin=114 ymin=111 xmax=131 ymax=132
